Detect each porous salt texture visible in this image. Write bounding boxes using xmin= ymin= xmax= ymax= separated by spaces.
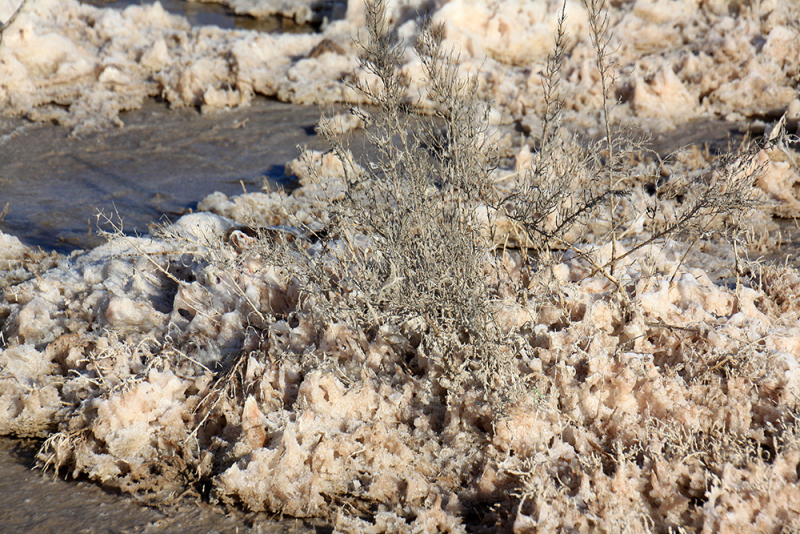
xmin=0 ymin=231 xmax=61 ymax=331
xmin=198 ymin=149 xmax=352 ymax=231
xmin=0 ymin=231 xmax=30 ymax=262
xmin=3 ymin=141 xmax=799 ymax=530
xmin=1 ymin=0 xmax=798 ymax=134
xmin=1 ymin=0 xmax=800 ymax=529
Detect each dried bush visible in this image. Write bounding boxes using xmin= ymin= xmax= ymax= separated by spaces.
xmin=263 ymin=0 xmax=517 ymax=402
xmin=498 ymin=0 xmax=765 ymax=297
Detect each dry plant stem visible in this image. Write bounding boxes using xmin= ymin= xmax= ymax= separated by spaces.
xmin=310 ymin=0 xmax=506 ymax=398
xmin=589 ymin=149 xmax=765 ymax=280
xmin=540 ymin=0 xmax=568 ymax=146
xmin=583 ymin=0 xmax=620 ymax=274
xmin=186 ymin=353 xmax=246 ymax=446
xmin=497 ymin=2 xmax=626 ymax=273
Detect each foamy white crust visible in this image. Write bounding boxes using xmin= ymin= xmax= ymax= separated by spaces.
xmin=0 ymin=0 xmax=798 ymax=135
xmin=2 ymin=148 xmax=800 ymax=530
xmin=2 ymin=0 xmax=799 ymax=528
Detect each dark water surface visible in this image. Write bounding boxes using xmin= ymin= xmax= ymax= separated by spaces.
xmin=80 ymin=0 xmax=317 ymax=32
xmin=0 ymin=437 xmax=329 ymax=533
xmin=0 ymin=98 xmax=331 ymax=252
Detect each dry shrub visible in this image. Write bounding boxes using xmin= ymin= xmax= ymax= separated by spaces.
xmin=264 ymin=0 xmax=518 ymax=404
xmin=235 ymin=0 xmax=789 ymax=528
xmin=505 ymin=0 xmax=764 ymax=284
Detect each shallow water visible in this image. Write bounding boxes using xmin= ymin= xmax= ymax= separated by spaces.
xmin=0 ymin=437 xmax=330 ymax=533
xmin=0 ymin=98 xmax=332 ymax=252
xmin=80 ymin=0 xmax=318 ymax=32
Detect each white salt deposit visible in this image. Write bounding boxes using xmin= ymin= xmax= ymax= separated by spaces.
xmin=1 ymin=0 xmax=798 ymax=134
xmin=0 ymin=232 xmax=28 ymax=261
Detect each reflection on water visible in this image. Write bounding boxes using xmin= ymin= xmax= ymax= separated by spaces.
xmin=80 ymin=0 xmax=318 ymax=33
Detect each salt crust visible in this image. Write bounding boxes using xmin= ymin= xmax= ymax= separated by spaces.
xmin=1 ymin=0 xmax=798 ymax=134
xmin=0 ymin=0 xmax=22 ymax=25
xmin=1 ymin=0 xmax=799 ymax=528
xmin=2 ymin=149 xmax=800 ymax=531
xmin=0 ymin=231 xmax=28 ymax=261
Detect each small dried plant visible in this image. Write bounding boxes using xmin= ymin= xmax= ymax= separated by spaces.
xmin=264 ymin=0 xmax=513 ymax=401
xmin=500 ymin=0 xmax=765 ymax=305
xmin=257 ymin=0 xmax=768 ymax=405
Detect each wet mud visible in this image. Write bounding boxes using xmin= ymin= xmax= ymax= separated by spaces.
xmin=0 ymin=437 xmax=329 ymax=533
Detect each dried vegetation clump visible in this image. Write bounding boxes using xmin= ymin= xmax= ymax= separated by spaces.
xmin=2 ymin=0 xmax=800 ymax=532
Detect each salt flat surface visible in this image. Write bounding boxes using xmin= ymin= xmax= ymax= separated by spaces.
xmin=0 ymin=0 xmax=22 ymax=24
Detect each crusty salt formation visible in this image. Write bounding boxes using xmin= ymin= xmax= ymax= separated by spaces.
xmin=1 ymin=0 xmax=798 ymax=134
xmin=2 ymin=136 xmax=799 ymax=530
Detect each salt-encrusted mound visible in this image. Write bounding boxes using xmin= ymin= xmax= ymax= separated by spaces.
xmin=2 ymin=142 xmax=800 ymax=531
xmin=1 ymin=0 xmax=798 ymax=134
xmin=0 ymin=0 xmax=358 ymax=133
xmin=1 ymin=1 xmax=799 ymax=528
xmin=0 ymin=231 xmax=28 ymax=259
xmin=0 ymin=230 xmax=61 ymax=347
